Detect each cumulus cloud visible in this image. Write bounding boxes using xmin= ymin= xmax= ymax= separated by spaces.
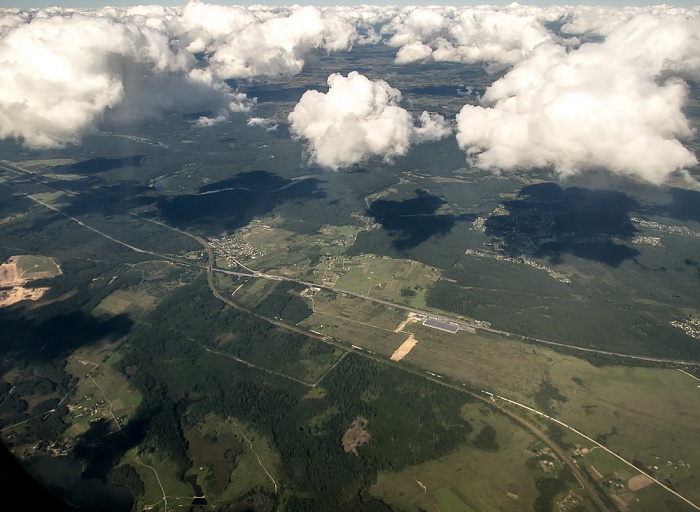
xmin=3 ymin=0 xmax=699 ymax=179
xmin=383 ymin=6 xmax=556 ymax=68
xmin=288 ymin=71 xmax=450 ymax=169
xmin=0 ymin=13 xmax=250 ymax=148
xmin=195 ymin=112 xmax=229 ymax=127
xmin=549 ymin=4 xmax=699 ymax=39
xmin=177 ymin=3 xmax=358 ymax=79
xmin=456 ymin=14 xmax=700 ymax=184
xmin=0 ymin=2 xmax=360 ymax=148
xmin=247 ymin=117 xmax=279 ymax=131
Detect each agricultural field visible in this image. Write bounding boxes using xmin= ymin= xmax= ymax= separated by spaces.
xmin=532 ymin=425 xmax=699 ymax=512
xmin=211 ymin=217 xmax=364 ymax=282
xmin=370 ymin=402 xmax=547 ymax=512
xmin=333 ymin=255 xmax=441 ymax=309
xmin=299 ymin=290 xmax=411 ymax=357
xmin=92 ymin=288 xmax=158 ymax=318
xmin=15 ymin=159 xmax=77 ymax=173
xmin=549 ymin=363 xmax=700 ymax=505
xmin=64 ymin=344 xmax=142 ymax=440
xmin=292 ymin=284 xmax=700 ymax=511
xmin=0 ymin=32 xmax=698 ymax=512
xmin=126 ymin=448 xmax=194 ymax=511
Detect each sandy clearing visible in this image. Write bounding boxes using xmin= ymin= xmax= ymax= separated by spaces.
xmin=628 ymin=474 xmax=654 ymax=491
xmin=0 ymin=255 xmax=59 ymax=307
xmin=0 ymin=257 xmax=19 ymax=287
xmin=0 ymin=286 xmax=49 ymax=307
xmin=391 ymin=335 xmax=418 ymax=361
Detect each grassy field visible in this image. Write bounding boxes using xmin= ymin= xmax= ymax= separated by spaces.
xmin=213 ymin=220 xmax=443 ymax=310
xmin=128 ymin=449 xmax=194 ymax=510
xmin=182 ymin=413 xmax=281 ymax=505
xmin=406 ymin=333 xmax=700 ymax=508
xmin=300 ymin=291 xmax=410 ymax=357
xmin=549 ymin=363 xmax=700 ymax=505
xmin=370 ymin=402 xmax=544 ymax=512
xmin=92 ymin=288 xmax=158 ymax=317
xmin=240 ymin=220 xmax=361 ymax=272
xmin=64 ymin=343 xmax=142 ymax=439
xmin=16 ymin=159 xmax=76 ymax=171
xmin=221 ymin=417 xmax=281 ymax=499
xmin=220 ymin=276 xmax=280 ymax=309
xmin=334 ymin=255 xmax=441 ymax=309
xmin=213 ymin=219 xmax=347 ymax=281
xmin=296 ymin=287 xmax=700 ymax=510
xmin=562 ymin=440 xmax=698 ymax=512
xmin=15 ymin=254 xmax=61 ymax=279
xmin=303 ymin=310 xmax=410 ymax=357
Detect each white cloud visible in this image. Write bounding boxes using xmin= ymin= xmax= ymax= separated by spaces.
xmin=0 ymin=10 xmax=251 ymax=148
xmin=549 ymin=4 xmax=699 ymax=39
xmin=247 ymin=117 xmax=279 ymax=131
xmin=195 ymin=112 xmax=229 ymax=127
xmin=414 ymin=111 xmax=452 ymax=143
xmin=288 ymin=71 xmax=451 ymax=169
xmin=0 ymin=15 xmax=179 ymax=147
xmin=2 ymin=1 xmax=698 ymax=180
xmin=383 ymin=6 xmax=555 ymax=68
xmin=177 ymin=3 xmax=358 ymax=79
xmin=456 ymin=14 xmax=700 ymax=184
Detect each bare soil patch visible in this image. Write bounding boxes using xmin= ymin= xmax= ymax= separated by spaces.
xmin=627 ymin=474 xmax=653 ymax=491
xmin=342 ymin=417 xmax=371 ymax=455
xmin=0 ymin=286 xmax=49 ymax=307
xmin=0 ymin=256 xmax=19 ymax=286
xmin=0 ymin=255 xmax=61 ymax=307
xmin=390 ymin=335 xmax=418 ymax=361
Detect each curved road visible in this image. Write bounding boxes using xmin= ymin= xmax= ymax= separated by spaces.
xmin=4 ymin=176 xmax=694 ymax=511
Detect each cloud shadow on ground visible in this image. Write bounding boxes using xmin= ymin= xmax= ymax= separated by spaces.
xmin=157 ymin=170 xmax=325 ymax=235
xmin=366 ymin=189 xmax=474 ymax=250
xmin=485 ymin=182 xmax=640 ymax=267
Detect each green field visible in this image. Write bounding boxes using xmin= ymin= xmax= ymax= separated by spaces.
xmin=128 ymin=450 xmax=194 ymax=510
xmin=64 ymin=342 xmax=142 ymax=439
xmin=291 ymin=284 xmax=700 ymax=510
xmin=1 ymin=42 xmax=699 ymax=512
xmin=549 ymin=363 xmax=700 ymax=504
xmin=183 ymin=413 xmax=281 ymax=503
xmin=17 ymin=159 xmax=76 ymax=171
xmin=334 ymin=255 xmax=441 ymax=309
xmin=15 ymin=254 xmax=61 ymax=279
xmin=219 ymin=219 xmax=364 ymax=282
xmin=92 ymin=288 xmax=158 ymax=318
xmin=371 ymin=402 xmax=546 ymax=512
xmin=299 ymin=290 xmax=411 ymax=356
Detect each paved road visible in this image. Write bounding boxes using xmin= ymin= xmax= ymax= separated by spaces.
xmin=193 ymin=234 xmax=615 ymax=511
xmin=3 ymin=164 xmax=695 ymax=368
xmin=212 ymin=266 xmax=700 ymax=367
xmin=4 ymin=169 xmax=696 ymax=510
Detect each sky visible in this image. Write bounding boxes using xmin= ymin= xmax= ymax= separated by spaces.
xmin=5 ymin=1 xmax=700 ymax=9
xmin=1 ymin=1 xmax=699 ymax=182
